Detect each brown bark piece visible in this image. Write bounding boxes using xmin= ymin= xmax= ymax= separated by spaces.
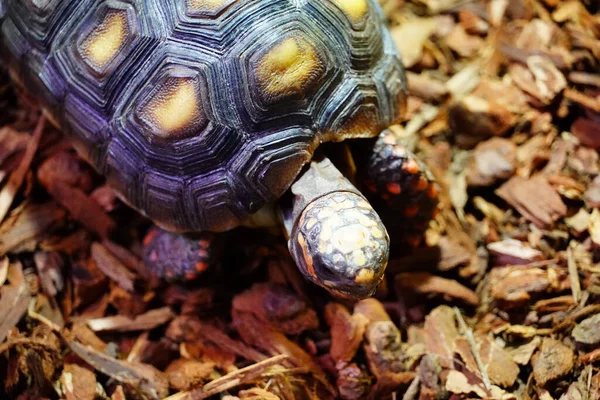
xmin=533 ymin=338 xmax=575 ymax=386
xmin=0 ymin=263 xmax=31 ymax=343
xmin=324 ymin=303 xmax=367 ymax=366
xmin=61 ymin=363 xmax=97 ymax=400
xmin=406 ymin=71 xmax=449 ymax=103
xmin=336 ymin=363 xmax=369 ymax=400
xmin=68 ymin=341 xmax=169 ymax=400
xmin=165 ymin=358 xmax=215 ymax=391
xmin=396 ymin=272 xmax=479 ymax=306
xmin=353 ymin=298 xmax=391 ymax=323
xmin=448 ymin=95 xmax=516 ymax=149
xmin=238 ymin=388 xmax=280 ymax=400
xmin=424 ymin=306 xmax=458 ymax=368
xmin=487 ymin=239 xmax=545 ymax=266
xmin=445 ymin=25 xmax=484 ymax=57
xmin=232 ymin=310 xmax=335 ymax=395
xmin=496 ymin=176 xmax=567 ymax=229
xmin=467 ymin=138 xmax=517 ymax=187
xmin=571 ymin=117 xmax=600 ymax=149
xmin=490 ymin=267 xmax=554 ymax=308
xmin=86 ymin=307 xmax=174 ymax=332
xmin=0 ymin=116 xmax=45 ymax=224
xmin=90 ymin=242 xmax=136 ymax=293
xmin=477 ymin=335 xmax=520 ymax=387
xmin=363 ymin=321 xmax=404 ymax=377
xmin=368 ymin=372 xmax=416 ymax=400
xmin=572 ymin=313 xmax=600 ymax=347
xmin=0 ymin=202 xmax=67 ymax=255
xmin=232 ymin=283 xmax=318 ymax=335
xmin=506 ymin=337 xmax=541 ymax=365
xmin=37 ymin=152 xmax=115 ymax=239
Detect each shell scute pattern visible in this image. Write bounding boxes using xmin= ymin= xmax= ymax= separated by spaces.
xmin=0 ymin=0 xmax=407 ymax=232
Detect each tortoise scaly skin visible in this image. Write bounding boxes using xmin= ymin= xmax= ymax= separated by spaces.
xmin=0 ymin=0 xmax=437 ymax=298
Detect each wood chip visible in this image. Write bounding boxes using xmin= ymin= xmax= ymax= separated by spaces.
xmin=396 ymin=272 xmax=479 ymax=306
xmin=496 ymin=176 xmax=567 ymax=229
xmin=532 ymin=338 xmax=575 ymax=386
xmin=68 ymin=341 xmax=169 ymax=400
xmin=0 ymin=116 xmax=44 ymax=224
xmin=90 ymin=242 xmax=136 ymax=293
xmin=86 ymin=307 xmax=174 ymax=332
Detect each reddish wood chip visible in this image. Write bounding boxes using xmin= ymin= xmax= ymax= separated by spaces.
xmin=448 ymin=95 xmax=516 ymax=149
xmin=490 ymin=267 xmax=557 ymax=308
xmin=424 ymin=306 xmax=458 ymax=368
xmin=336 ymin=363 xmax=369 ymax=400
xmin=90 ymin=243 xmax=136 ymax=293
xmin=363 ymin=321 xmax=404 ymax=377
xmin=232 ymin=310 xmax=335 ymax=396
xmin=369 ymin=372 xmax=416 ymax=400
xmin=467 ymin=138 xmax=517 ymax=187
xmin=38 ymin=152 xmax=115 ymax=239
xmin=396 ymin=272 xmax=479 ymax=306
xmin=324 ymin=303 xmax=367 ymax=366
xmin=487 ymin=239 xmax=545 ymax=266
xmin=496 ymin=176 xmax=567 ymax=229
xmin=532 ymin=338 xmax=575 ymax=386
xmin=237 ymin=388 xmax=281 ymax=400
xmin=571 ymin=117 xmax=600 ymax=149
xmin=165 ymin=358 xmax=215 ymax=391
xmin=61 ymin=363 xmax=97 ymax=400
xmin=86 ymin=307 xmax=174 ymax=332
xmin=232 ymin=283 xmax=318 ymax=335
xmin=477 ymin=335 xmax=520 ymax=387
xmin=68 ymin=341 xmax=169 ymax=399
xmin=0 ymin=202 xmax=67 ymax=255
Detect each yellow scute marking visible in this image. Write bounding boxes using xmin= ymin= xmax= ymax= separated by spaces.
xmin=145 ymin=79 xmax=201 ymax=138
xmin=257 ymin=36 xmax=323 ymax=99
xmin=332 ymin=0 xmax=369 ymax=23
xmin=186 ymin=0 xmax=235 ymax=11
xmin=80 ymin=10 xmax=129 ymax=71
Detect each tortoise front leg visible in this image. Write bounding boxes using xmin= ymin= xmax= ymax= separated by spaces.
xmin=355 ymin=129 xmax=440 ymax=250
xmin=279 ymin=154 xmax=389 ymax=300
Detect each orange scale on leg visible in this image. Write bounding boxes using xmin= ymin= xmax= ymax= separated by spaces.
xmin=402 ymin=159 xmax=420 ymax=175
xmin=143 ymin=228 xmax=159 ymax=246
xmin=404 ymin=205 xmax=419 ymax=217
xmin=413 ymin=177 xmax=429 ymax=191
xmin=427 ymin=183 xmax=439 ymax=199
xmin=386 ymin=182 xmax=402 ymax=195
xmin=197 ymin=249 xmax=208 ymax=258
xmin=195 ymin=261 xmax=209 ymax=273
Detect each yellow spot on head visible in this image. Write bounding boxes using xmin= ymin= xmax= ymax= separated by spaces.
xmin=332 ymin=0 xmax=369 ymax=24
xmin=256 ymin=36 xmax=325 ymax=102
xmin=186 ymin=0 xmax=236 ymax=12
xmin=140 ymin=77 xmax=204 ymax=139
xmin=354 ymin=268 xmax=375 ymax=284
xmin=352 ymin=250 xmax=367 ymax=267
xmin=79 ymin=10 xmax=130 ymax=72
xmin=331 ymin=224 xmax=369 ymax=254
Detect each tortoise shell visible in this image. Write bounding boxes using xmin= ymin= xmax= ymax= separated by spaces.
xmin=0 ymin=0 xmax=406 ymax=232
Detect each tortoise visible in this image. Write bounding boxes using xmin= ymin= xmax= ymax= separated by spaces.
xmin=0 ymin=0 xmax=438 ymax=299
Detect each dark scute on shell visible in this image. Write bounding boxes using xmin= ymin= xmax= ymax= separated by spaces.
xmin=0 ymin=0 xmax=407 ymax=232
